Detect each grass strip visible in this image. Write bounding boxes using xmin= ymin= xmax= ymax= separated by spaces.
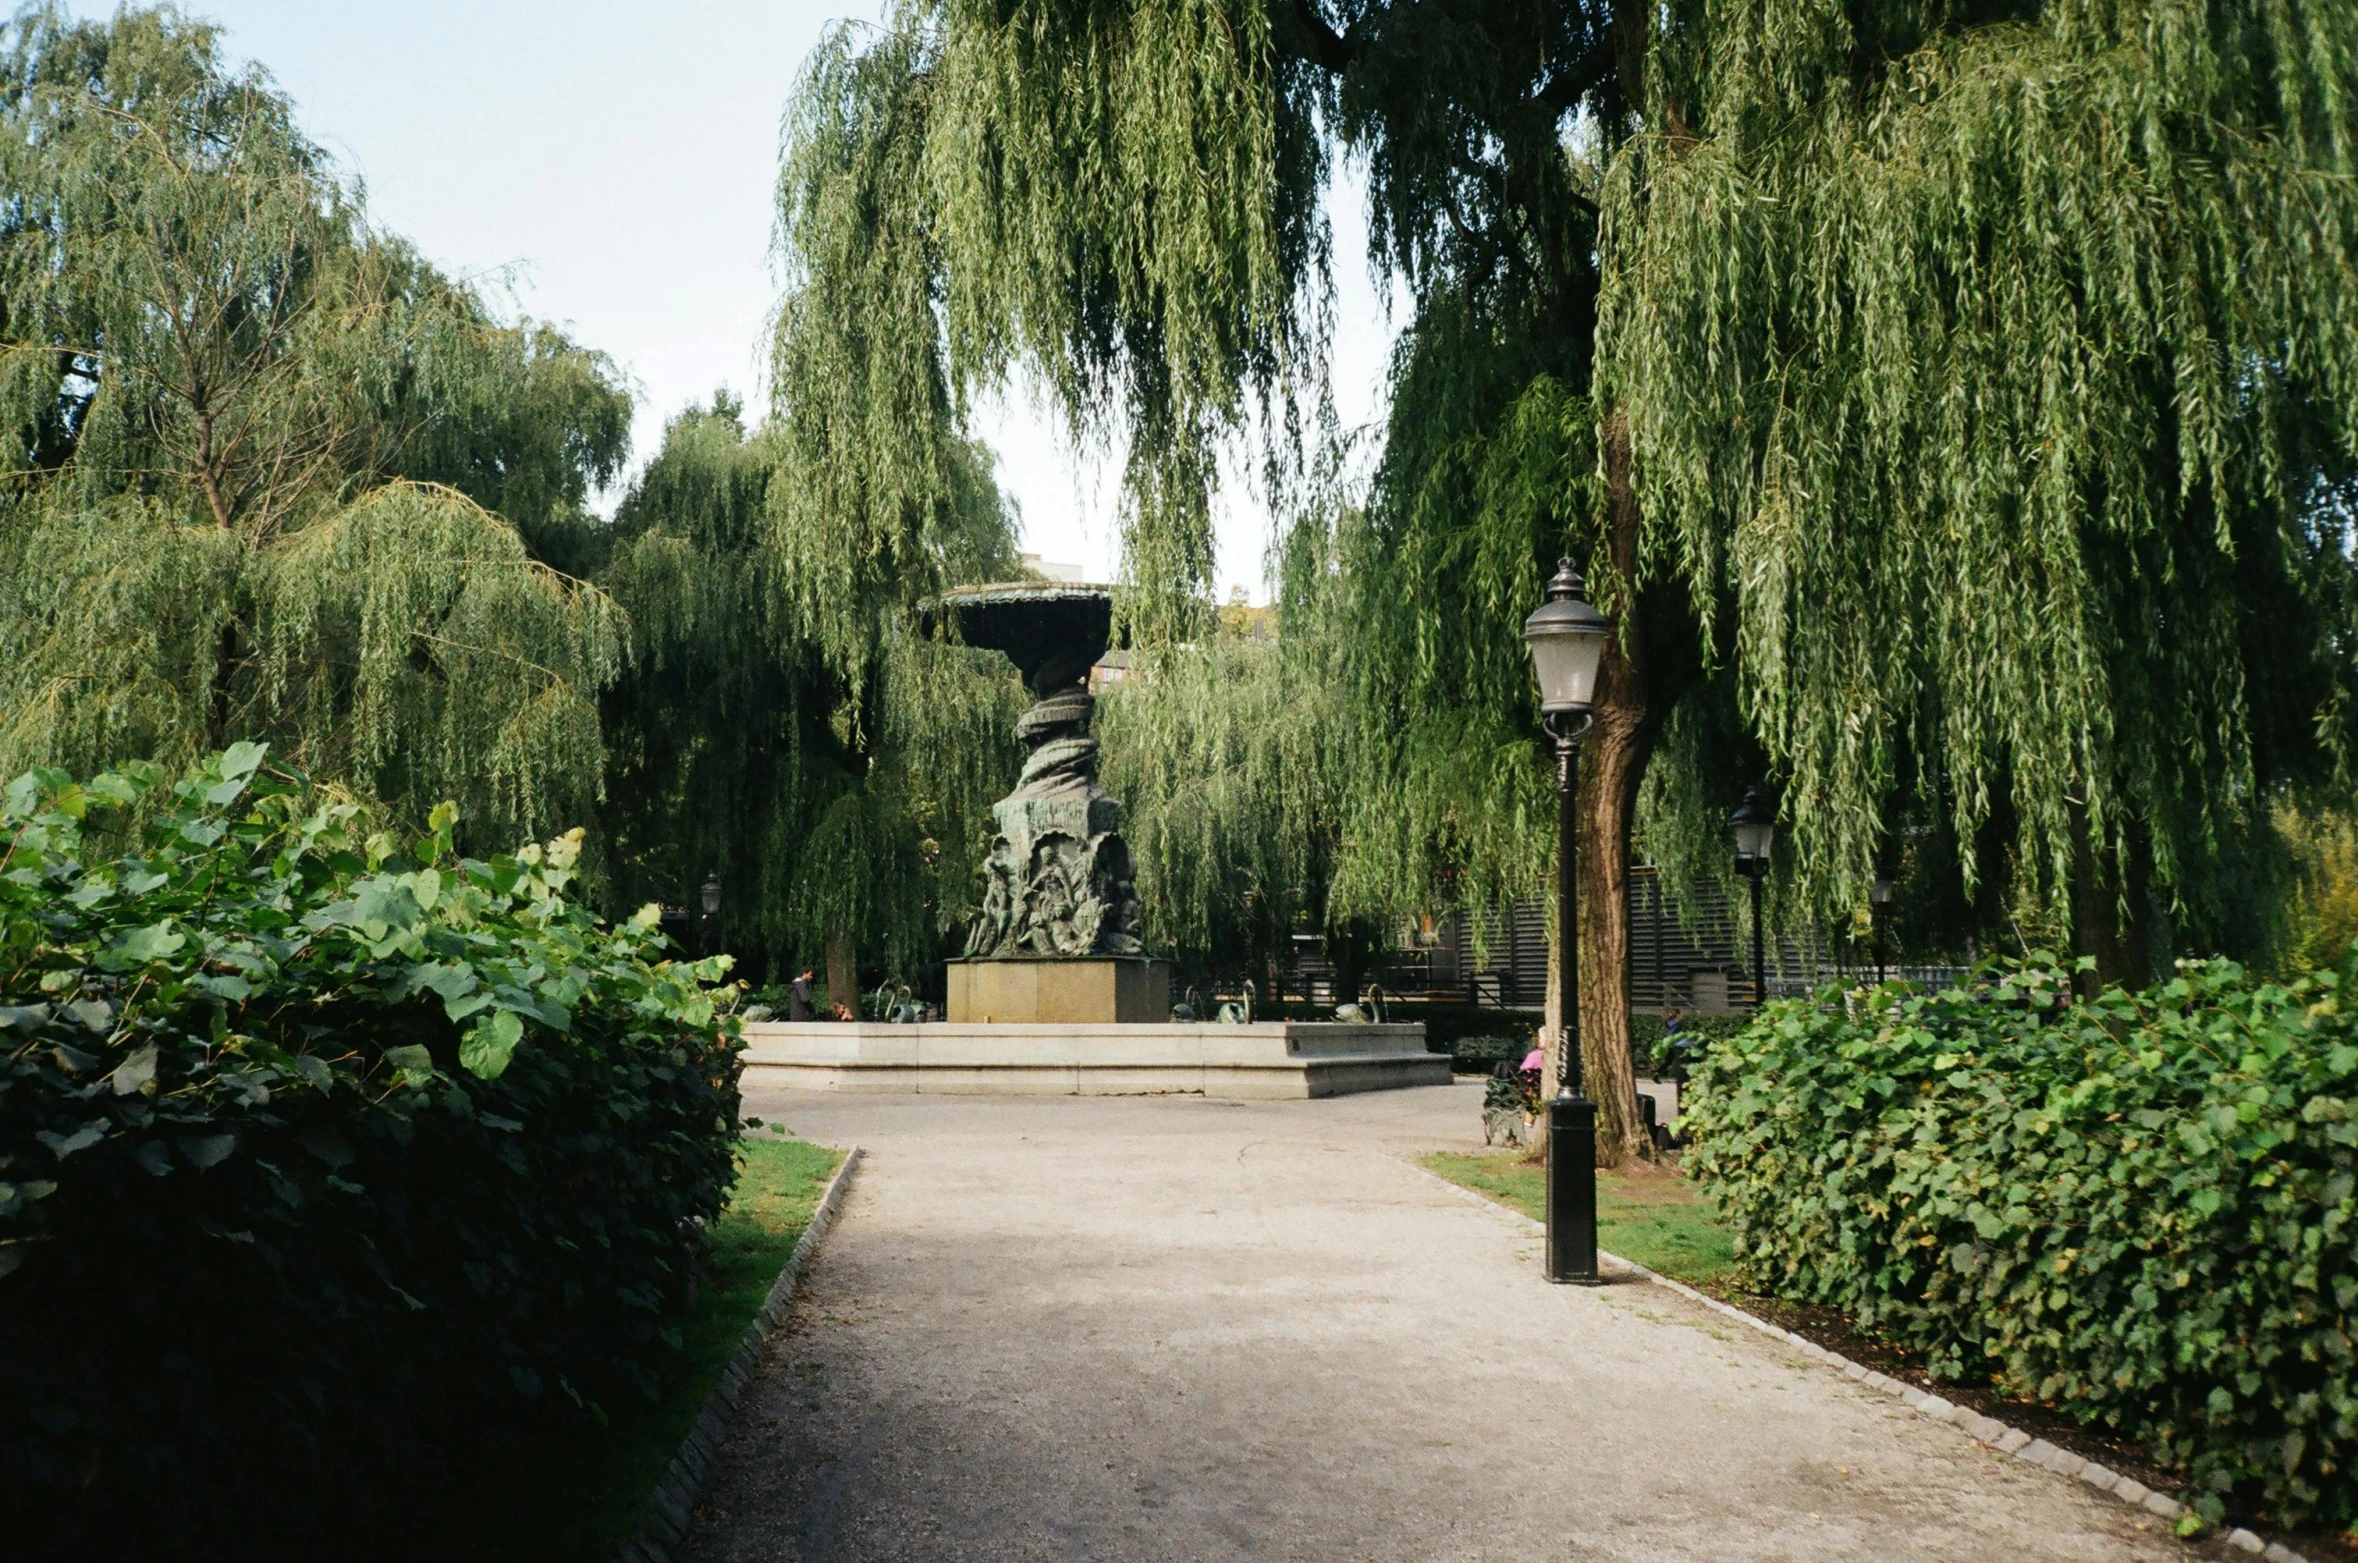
xmin=442 ymin=1134 xmax=846 ymax=1562
xmin=1423 ymin=1149 xmax=1736 ymax=1287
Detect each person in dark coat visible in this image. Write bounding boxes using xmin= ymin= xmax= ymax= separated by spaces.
xmin=789 ymin=968 xmax=815 ymax=1023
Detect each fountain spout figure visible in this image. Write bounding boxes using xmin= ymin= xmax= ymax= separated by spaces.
xmin=925 ymin=583 xmax=1145 ymax=960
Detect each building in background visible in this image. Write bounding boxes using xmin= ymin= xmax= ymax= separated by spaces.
xmin=1280 ymin=866 xmax=1960 ymax=1014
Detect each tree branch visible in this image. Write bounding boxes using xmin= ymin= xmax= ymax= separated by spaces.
xmin=1535 ymin=35 xmax=1619 ymax=119
xmin=1280 ymin=0 xmax=1356 ymax=75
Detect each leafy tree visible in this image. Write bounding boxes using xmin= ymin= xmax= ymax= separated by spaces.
xmin=0 ymin=7 xmax=631 ymax=843
xmin=1096 ymin=551 xmax=1352 ymax=987
xmin=1598 ymin=0 xmax=2358 ymax=990
xmin=772 ymin=0 xmax=1675 ymax=1156
xmin=775 ymin=0 xmax=2358 ymax=1165
xmin=594 ymin=394 xmax=1022 ymax=991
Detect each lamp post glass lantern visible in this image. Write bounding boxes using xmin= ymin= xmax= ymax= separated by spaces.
xmin=699 ymin=873 xmax=722 ymax=957
xmin=1522 ymin=558 xmax=1608 ymax=1287
xmin=1728 ymin=790 xmax=1775 ymax=1007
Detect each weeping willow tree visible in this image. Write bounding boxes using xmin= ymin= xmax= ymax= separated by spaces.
xmin=1598 ymin=0 xmax=2358 ymax=989
xmin=775 ymin=0 xmax=2358 ymax=1153
xmin=769 ymin=7 xmax=1324 ymax=656
xmin=0 ymin=7 xmax=630 ymax=841
xmin=1095 ymin=525 xmax=1356 ymax=987
xmin=773 ymin=0 xmax=1683 ymax=1157
xmin=593 ymin=394 xmax=1021 ymax=991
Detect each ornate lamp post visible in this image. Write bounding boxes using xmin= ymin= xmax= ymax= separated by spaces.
xmin=1869 ymin=876 xmax=1895 ymax=985
xmin=699 ymin=872 xmax=722 ymax=959
xmin=1729 ymin=790 xmax=1776 ymax=1007
xmin=1523 ymin=559 xmax=1610 ymax=1286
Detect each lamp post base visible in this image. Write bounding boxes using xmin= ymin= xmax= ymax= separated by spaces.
xmin=1546 ymin=1090 xmax=1603 ymax=1284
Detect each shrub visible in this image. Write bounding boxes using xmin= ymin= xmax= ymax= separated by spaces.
xmin=1450 ymin=1033 xmax=1527 ymax=1073
xmin=1684 ymin=958 xmax=2358 ymax=1529
xmin=0 ymin=749 xmax=743 ymax=1559
xmin=1390 ymin=1002 xmax=1540 ymax=1057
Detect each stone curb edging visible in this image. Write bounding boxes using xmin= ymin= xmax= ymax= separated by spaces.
xmin=616 ymin=1144 xmax=864 ymax=1563
xmin=1401 ymin=1159 xmax=2307 ymax=1563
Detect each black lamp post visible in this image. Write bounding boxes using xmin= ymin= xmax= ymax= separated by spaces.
xmin=1523 ymin=558 xmax=1610 ymax=1287
xmin=1729 ymin=789 xmax=1776 ymax=1008
xmin=1869 ymin=876 xmax=1895 ymax=985
xmin=699 ymin=872 xmax=722 ymax=959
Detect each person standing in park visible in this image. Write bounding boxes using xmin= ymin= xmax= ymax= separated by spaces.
xmin=789 ymin=968 xmax=815 ymax=1023
xmin=1659 ymin=1007 xmax=1697 ymax=1083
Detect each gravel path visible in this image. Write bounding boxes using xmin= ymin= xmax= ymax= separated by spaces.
xmin=680 ymin=1081 xmax=2202 ymax=1563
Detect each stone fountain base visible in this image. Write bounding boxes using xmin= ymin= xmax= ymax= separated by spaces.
xmin=739 ymin=1021 xmax=1450 ymax=1099
xmin=946 ymin=956 xmax=1171 ymax=1024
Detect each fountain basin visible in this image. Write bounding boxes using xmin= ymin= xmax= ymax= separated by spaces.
xmin=739 ymin=1020 xmax=1450 ymax=1099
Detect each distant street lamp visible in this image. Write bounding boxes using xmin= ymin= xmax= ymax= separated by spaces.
xmin=1523 ymin=558 xmax=1610 ymax=1287
xmin=1869 ymin=876 xmax=1895 ymax=985
xmin=699 ymin=872 xmax=722 ymax=958
xmin=1729 ymin=789 xmax=1776 ymax=1008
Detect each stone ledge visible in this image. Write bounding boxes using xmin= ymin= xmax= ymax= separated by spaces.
xmin=742 ymin=1021 xmax=1450 ymax=1099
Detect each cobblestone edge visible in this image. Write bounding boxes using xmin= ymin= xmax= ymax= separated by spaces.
xmin=1402 ymin=1158 xmax=2306 ymax=1563
xmin=616 ymin=1143 xmax=864 ymax=1563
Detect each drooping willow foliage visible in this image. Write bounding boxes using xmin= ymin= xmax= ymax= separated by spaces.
xmin=1095 ymin=544 xmax=1351 ymax=971
xmin=770 ymin=4 xmax=1327 ymax=652
xmin=769 ymin=0 xmax=1684 ymax=1159
xmin=772 ymin=0 xmax=1639 ymax=899
xmin=1598 ymin=0 xmax=2358 ymax=951
xmin=773 ymin=0 xmax=2358 ymax=1050
xmin=1330 ymin=351 xmax=1611 ymax=928
xmin=0 ymin=8 xmax=631 ymax=843
xmin=592 ymin=396 xmax=1022 ymax=981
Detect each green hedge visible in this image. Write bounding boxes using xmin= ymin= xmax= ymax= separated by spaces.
xmin=0 ymin=750 xmax=743 ymax=1559
xmin=1449 ymin=1033 xmax=1527 ymax=1073
xmin=1684 ymin=958 xmax=2358 ymax=1529
xmin=1391 ymin=1002 xmax=1540 ymax=1057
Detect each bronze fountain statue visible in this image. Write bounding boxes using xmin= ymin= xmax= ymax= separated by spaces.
xmin=926 ymin=583 xmax=1161 ymax=1019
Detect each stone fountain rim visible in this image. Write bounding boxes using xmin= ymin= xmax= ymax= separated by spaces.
xmin=930 ymin=580 xmax=1112 ymax=603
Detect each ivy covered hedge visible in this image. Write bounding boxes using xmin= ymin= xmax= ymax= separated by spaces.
xmin=0 ymin=749 xmax=743 ymax=1558
xmin=1684 ymin=959 xmax=2358 ymax=1529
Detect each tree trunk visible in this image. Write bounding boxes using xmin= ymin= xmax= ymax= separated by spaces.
xmin=1571 ymin=414 xmax=1700 ymax=1166
xmin=2070 ymin=802 xmax=2150 ymax=997
xmin=208 ymin=618 xmax=241 ymax=750
xmin=1577 ymin=712 xmax=1649 ymax=1166
xmin=825 ymin=930 xmax=859 ymax=1016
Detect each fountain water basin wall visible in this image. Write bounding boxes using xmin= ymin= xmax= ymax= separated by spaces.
xmin=739 ymin=1020 xmax=1451 ymax=1098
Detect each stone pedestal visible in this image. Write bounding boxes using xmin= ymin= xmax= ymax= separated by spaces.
xmin=947 ymin=957 xmax=1170 ymax=1024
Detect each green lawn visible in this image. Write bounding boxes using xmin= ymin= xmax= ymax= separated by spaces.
xmin=438 ymin=1134 xmax=845 ymax=1562
xmin=1424 ymin=1150 xmax=1736 ymax=1287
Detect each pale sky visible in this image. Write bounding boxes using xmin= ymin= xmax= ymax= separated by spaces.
xmin=70 ymin=0 xmax=1399 ymax=602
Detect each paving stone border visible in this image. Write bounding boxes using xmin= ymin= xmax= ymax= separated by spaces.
xmin=1404 ymin=1159 xmax=2310 ymax=1563
xmin=616 ymin=1143 xmax=864 ymax=1563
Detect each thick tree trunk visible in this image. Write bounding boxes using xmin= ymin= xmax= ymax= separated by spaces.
xmin=1577 ymin=711 xmax=1649 ymax=1166
xmin=825 ymin=930 xmax=859 ymax=1016
xmin=1571 ymin=415 xmax=1698 ymax=1166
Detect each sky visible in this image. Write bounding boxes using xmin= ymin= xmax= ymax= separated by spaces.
xmin=71 ymin=0 xmax=1401 ymax=602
